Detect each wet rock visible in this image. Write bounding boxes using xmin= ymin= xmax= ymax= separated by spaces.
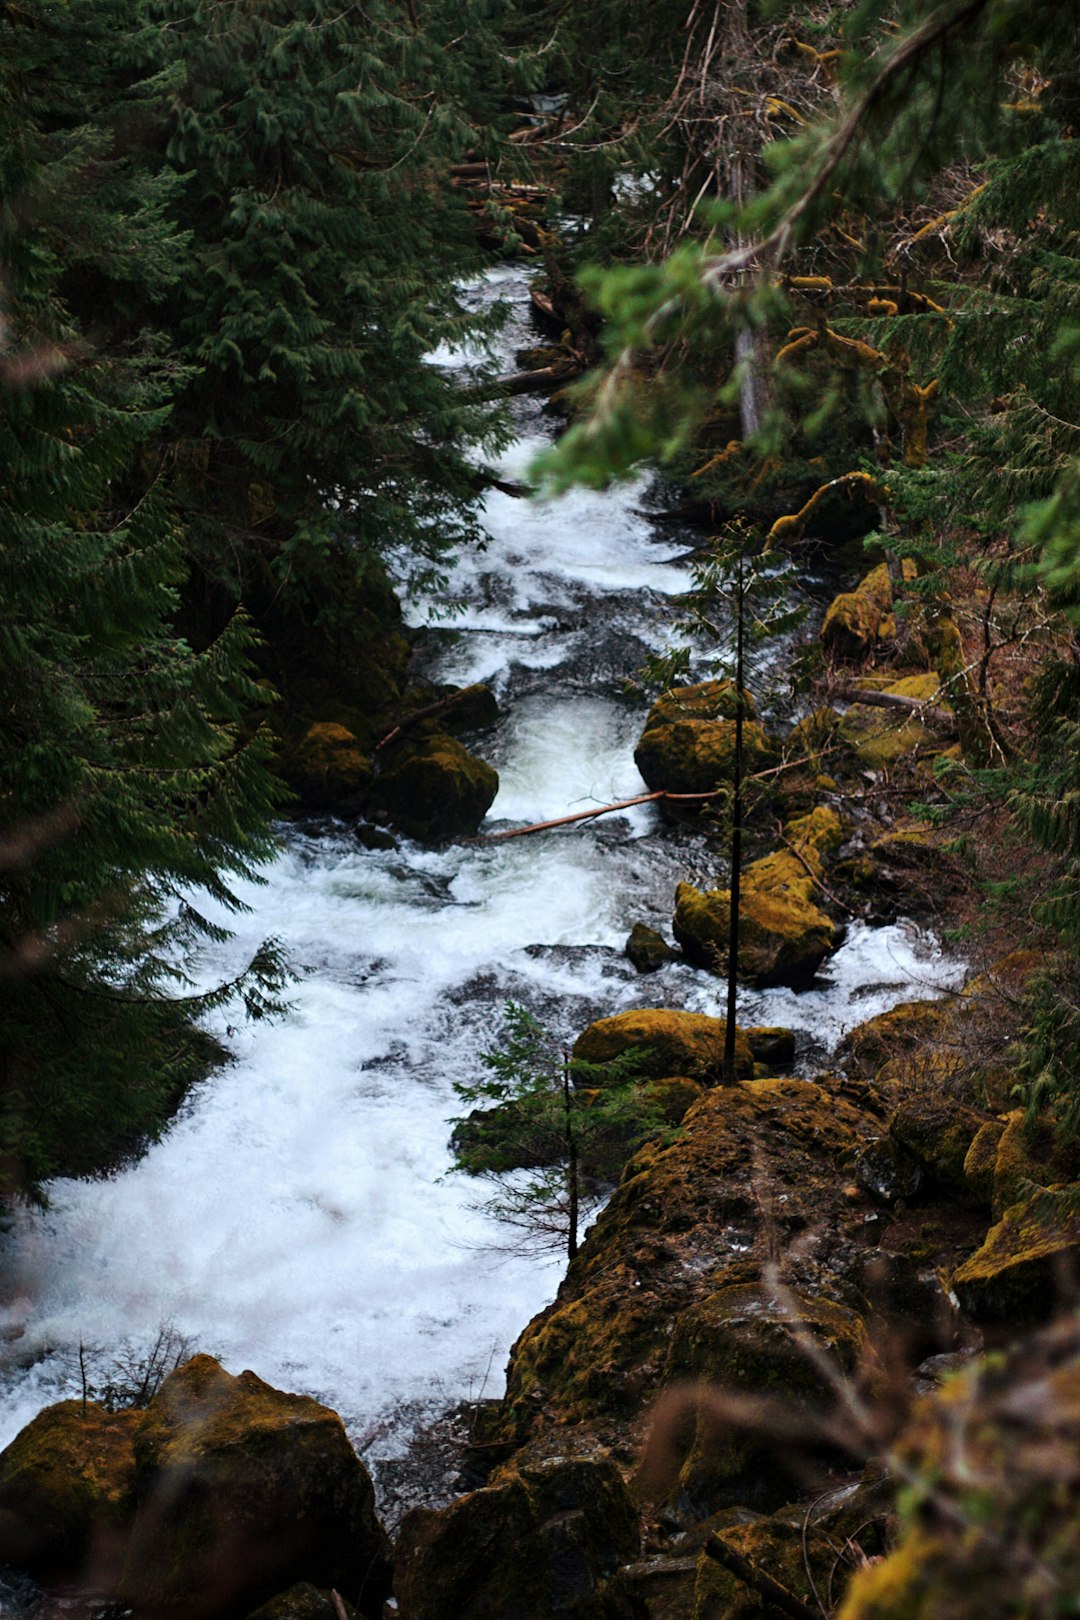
xmin=0 ymin=1401 xmax=140 ymax=1581
xmin=499 ymin=1079 xmax=877 ymax=1441
xmin=838 ymin=673 xmax=952 ymax=772
xmin=626 ymin=923 xmax=678 ymax=974
xmin=634 ymin=681 xmax=772 ymax=797
xmin=673 ymin=809 xmax=845 ymax=988
xmin=838 ymin=999 xmax=953 ymax=1082
xmin=691 ymin=1511 xmax=849 ymax=1620
xmin=743 ymin=1027 xmax=796 ymax=1069
xmin=284 ymin=722 xmax=373 ymax=815
xmin=962 ymin=1118 xmax=1006 ymax=1209
xmin=0 ymin=1358 xmax=391 ymax=1620
xmin=889 ymin=1095 xmax=988 ymax=1196
xmin=373 ymin=732 xmax=498 ymax=839
xmin=246 ymin=1586 xmax=356 ymax=1620
xmin=662 ymin=1283 xmax=866 ymax=1515
xmin=394 ymin=1456 xmax=641 ymax=1620
xmin=572 ymin=1009 xmax=753 ymax=1085
xmin=989 ymin=1110 xmax=1079 ymax=1218
xmin=855 ymin=1138 xmax=923 ymax=1203
xmin=952 ymin=1192 xmax=1080 ymax=1323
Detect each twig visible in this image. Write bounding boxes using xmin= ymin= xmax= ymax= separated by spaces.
xmin=704 ymin=1534 xmax=820 ymax=1620
xmin=375 ymin=686 xmax=491 ymax=754
xmin=774 ymin=821 xmax=859 ymax=917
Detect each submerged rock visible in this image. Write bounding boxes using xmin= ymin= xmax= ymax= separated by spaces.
xmin=0 ymin=1355 xmax=391 ymax=1620
xmin=373 ymin=731 xmax=498 ymax=839
xmin=673 ymin=808 xmax=845 ymax=988
xmin=633 ymin=681 xmax=772 ymax=797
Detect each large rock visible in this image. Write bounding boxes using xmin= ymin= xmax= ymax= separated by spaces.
xmin=952 ymin=1193 xmax=1080 ymax=1323
xmin=284 ymin=722 xmax=373 ymax=816
xmin=889 ymin=1094 xmax=988 ymax=1196
xmin=0 ymin=1356 xmax=392 ymax=1620
xmin=572 ymin=1009 xmax=753 ymax=1085
xmin=394 ymin=1456 xmax=641 ymax=1620
xmin=821 ymin=561 xmax=905 ymax=660
xmin=499 ymin=1079 xmax=877 ymax=1442
xmin=673 ymin=808 xmax=845 ymax=988
xmin=373 ymin=731 xmax=498 ymax=839
xmin=633 ymin=681 xmax=772 ymax=797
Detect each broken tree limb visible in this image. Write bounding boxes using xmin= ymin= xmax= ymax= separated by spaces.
xmin=375 ymin=686 xmax=490 ymax=754
xmin=458 ymin=361 xmax=582 ymax=401
xmin=703 ymin=1534 xmax=820 ymax=1620
xmin=472 ymin=788 xmax=724 ymax=841
xmin=836 ymin=685 xmax=957 ymax=736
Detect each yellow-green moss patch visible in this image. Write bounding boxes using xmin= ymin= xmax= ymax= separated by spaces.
xmin=572 ymin=1008 xmax=753 ymax=1084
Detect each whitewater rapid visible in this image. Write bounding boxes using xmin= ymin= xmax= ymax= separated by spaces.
xmin=0 ymin=265 xmax=964 ymax=1501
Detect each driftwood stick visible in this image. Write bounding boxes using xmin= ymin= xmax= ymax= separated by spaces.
xmin=836 ymin=685 xmax=957 ymax=735
xmin=704 ymin=1534 xmax=820 ymax=1620
xmin=474 ymin=788 xmax=723 ymax=842
xmin=375 ymin=687 xmax=485 ymax=754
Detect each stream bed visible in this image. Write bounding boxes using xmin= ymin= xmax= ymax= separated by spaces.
xmin=0 ymin=265 xmax=965 ymax=1513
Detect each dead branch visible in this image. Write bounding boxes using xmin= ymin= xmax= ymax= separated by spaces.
xmin=704 ymin=1533 xmax=821 ymax=1620
xmin=375 ymin=686 xmax=492 ymax=754
xmin=472 ymin=788 xmax=726 ymax=841
xmin=836 ymin=685 xmax=958 ymax=735
xmin=774 ymin=821 xmax=859 ymax=917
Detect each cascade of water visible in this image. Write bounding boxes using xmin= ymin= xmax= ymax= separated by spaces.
xmin=0 ymin=266 xmax=964 ymax=1499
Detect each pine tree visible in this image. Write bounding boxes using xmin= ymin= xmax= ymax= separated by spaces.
xmin=0 ymin=0 xmax=285 ymax=1202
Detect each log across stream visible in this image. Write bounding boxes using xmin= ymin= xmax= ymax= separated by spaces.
xmin=0 ymin=265 xmax=964 ymax=1509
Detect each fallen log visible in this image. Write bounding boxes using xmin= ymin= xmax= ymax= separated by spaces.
xmin=473 ymin=788 xmax=723 ymax=841
xmin=458 ymin=361 xmax=581 ymax=401
xmin=375 ymin=686 xmax=491 ymax=754
xmin=836 ymin=684 xmax=957 ymax=735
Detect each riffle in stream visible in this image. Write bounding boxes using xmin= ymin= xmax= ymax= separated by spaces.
xmin=0 ymin=266 xmax=964 ymax=1513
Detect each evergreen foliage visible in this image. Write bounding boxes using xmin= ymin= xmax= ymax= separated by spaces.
xmin=451 ymin=1003 xmax=674 ymax=1259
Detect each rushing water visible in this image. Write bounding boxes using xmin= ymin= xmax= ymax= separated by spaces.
xmin=0 ymin=266 xmax=964 ymax=1503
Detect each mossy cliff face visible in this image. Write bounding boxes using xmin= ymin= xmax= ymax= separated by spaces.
xmin=0 ymin=1355 xmax=391 ymax=1620
xmin=572 ymin=1008 xmax=753 ymax=1083
xmin=673 ymin=808 xmax=845 ymax=988
xmin=394 ymin=1456 xmax=641 ymax=1620
xmin=634 ymin=681 xmax=772 ymax=797
xmin=498 ymin=1079 xmax=879 ymax=1450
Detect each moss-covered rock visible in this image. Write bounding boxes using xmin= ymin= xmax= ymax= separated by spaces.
xmin=989 ymin=1110 xmax=1080 ymax=1218
xmin=691 ymin=1513 xmax=842 ymax=1620
xmin=674 ymin=809 xmax=845 ymax=988
xmin=634 ymin=682 xmax=772 ymax=797
xmin=499 ymin=1080 xmax=877 ymax=1440
xmin=838 ymin=673 xmax=950 ymax=772
xmin=122 ymin=1355 xmax=391 ymax=1620
xmin=572 ymin=1010 xmax=753 ymax=1085
xmin=283 ymin=722 xmax=374 ymax=816
xmin=246 ymin=1585 xmax=357 ymax=1620
xmin=952 ymin=1192 xmax=1080 ymax=1323
xmin=0 ymin=1401 xmax=140 ymax=1578
xmin=821 ymin=563 xmax=897 ymax=660
xmin=0 ymin=1358 xmax=391 ymax=1620
xmin=839 ymin=999 xmax=953 ymax=1082
xmin=394 ymin=1456 xmax=641 ymax=1620
xmin=373 ymin=732 xmax=498 ymax=840
xmin=625 ymin=923 xmax=678 ymax=974
xmin=962 ymin=1119 xmax=1006 ymax=1209
xmin=889 ymin=1095 xmax=988 ymax=1195
xmin=744 ymin=1028 xmax=796 ymax=1068
xmin=663 ymin=1283 xmax=866 ymax=1515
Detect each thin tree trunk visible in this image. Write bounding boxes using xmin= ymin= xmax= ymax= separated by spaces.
xmin=563 ymin=1054 xmax=579 ymax=1260
xmin=723 ymin=553 xmax=745 ymax=1084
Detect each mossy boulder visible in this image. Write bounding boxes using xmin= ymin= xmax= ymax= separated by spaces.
xmin=373 ymin=732 xmax=498 ymax=839
xmin=625 ymin=923 xmax=678 ymax=974
xmin=394 ymin=1456 xmax=640 ymax=1620
xmin=821 ymin=563 xmax=898 ymax=660
xmin=962 ymin=1119 xmax=1006 ymax=1209
xmin=0 ymin=1401 xmax=140 ymax=1579
xmin=284 ymin=723 xmax=374 ymax=816
xmin=0 ymin=1357 xmax=390 ymax=1620
xmin=634 ymin=681 xmax=772 ymax=797
xmin=889 ymin=1095 xmax=988 ymax=1195
xmin=952 ymin=1192 xmax=1080 ymax=1323
xmin=499 ymin=1079 xmax=877 ymax=1439
xmin=122 ymin=1356 xmax=391 ymax=1620
xmin=673 ymin=809 xmax=845 ymax=988
xmin=572 ymin=1009 xmax=753 ymax=1085
xmin=692 ymin=1513 xmax=844 ymax=1620
xmin=744 ymin=1027 xmax=796 ymax=1068
xmin=662 ymin=1283 xmax=867 ymax=1515
xmin=839 ymin=999 xmax=952 ymax=1082
xmin=246 ymin=1586 xmax=357 ymax=1620
xmin=989 ymin=1110 xmax=1080 ymax=1218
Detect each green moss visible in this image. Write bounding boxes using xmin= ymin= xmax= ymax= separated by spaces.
xmin=821 ymin=563 xmax=896 ymax=659
xmin=282 ymin=721 xmax=373 ymax=815
xmin=952 ymin=1193 xmax=1080 ymax=1322
xmin=840 ymin=1000 xmax=953 ymax=1080
xmin=674 ymin=809 xmax=844 ymax=988
xmin=634 ymin=680 xmax=773 ymax=796
xmin=572 ymin=1009 xmax=753 ymax=1084
xmin=963 ymin=1119 xmax=1006 ymax=1209
xmin=890 ymin=1096 xmax=987 ymax=1194
xmin=373 ymin=731 xmax=498 ymax=839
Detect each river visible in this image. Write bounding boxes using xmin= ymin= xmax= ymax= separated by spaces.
xmin=0 ymin=264 xmax=964 ymax=1514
